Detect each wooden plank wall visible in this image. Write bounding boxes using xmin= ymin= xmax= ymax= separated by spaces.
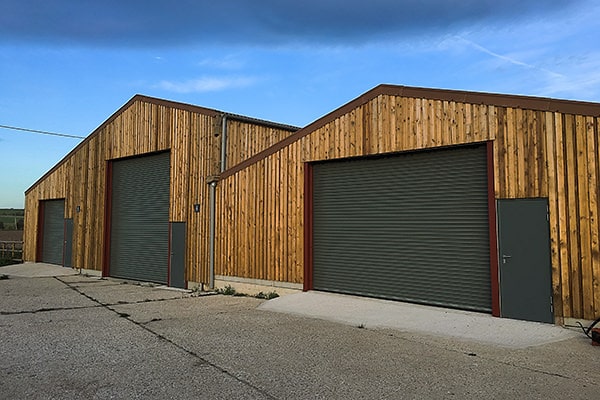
xmin=185 ymin=112 xmax=221 ymax=284
xmin=24 ymin=160 xmax=70 ymax=261
xmin=224 ymin=119 xmax=298 ymax=168
xmin=24 ymin=100 xmax=220 ymax=285
xmin=23 ymin=92 xmax=600 ymax=320
xmin=24 ymin=99 xmax=299 ymax=286
xmin=216 ymin=94 xmax=600 ymax=320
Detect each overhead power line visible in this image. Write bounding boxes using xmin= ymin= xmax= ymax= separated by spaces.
xmin=0 ymin=124 xmax=86 ymax=139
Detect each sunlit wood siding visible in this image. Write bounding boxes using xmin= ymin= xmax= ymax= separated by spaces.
xmin=24 ymin=86 xmax=600 ymax=321
xmin=216 ymin=85 xmax=600 ymax=321
xmin=224 ymin=119 xmax=300 ymax=169
xmin=24 ymin=96 xmax=297 ymax=285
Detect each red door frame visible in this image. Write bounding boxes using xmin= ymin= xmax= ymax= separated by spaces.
xmin=303 ymin=163 xmax=314 ymax=292
xmin=35 ymin=201 xmax=45 ymax=262
xmin=102 ymin=161 xmax=113 ymax=277
xmin=486 ymin=141 xmax=501 ymax=317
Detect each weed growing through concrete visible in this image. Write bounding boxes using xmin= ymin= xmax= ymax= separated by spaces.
xmin=190 ymin=285 xmax=202 ymax=296
xmin=216 ymin=285 xmax=279 ymax=300
xmin=216 ymin=285 xmax=237 ymax=296
xmin=255 ymin=291 xmax=279 ymax=300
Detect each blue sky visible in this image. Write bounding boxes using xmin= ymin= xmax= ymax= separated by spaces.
xmin=1 ymin=0 xmax=599 ymax=208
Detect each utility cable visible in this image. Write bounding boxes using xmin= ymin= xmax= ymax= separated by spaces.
xmin=0 ymin=124 xmax=85 ymax=139
xmin=576 ymin=316 xmax=600 ymax=343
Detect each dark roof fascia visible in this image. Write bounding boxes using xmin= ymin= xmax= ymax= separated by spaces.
xmin=220 ymin=84 xmax=600 ymax=180
xmin=137 ymin=95 xmax=300 ymax=131
xmin=222 ymin=112 xmax=300 ymax=131
xmin=376 ymin=84 xmax=600 ymax=116
xmin=25 ymin=95 xmax=296 ymax=194
xmin=134 ymin=94 xmax=221 ymax=117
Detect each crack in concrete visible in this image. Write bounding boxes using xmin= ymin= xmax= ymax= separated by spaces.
xmin=0 ymin=304 xmax=103 ymax=315
xmin=0 ymin=293 xmax=190 ymax=316
xmin=55 ymin=276 xmax=278 ymax=400
xmin=62 ymin=282 xmax=126 ymax=287
xmin=385 ymin=331 xmax=582 ymax=383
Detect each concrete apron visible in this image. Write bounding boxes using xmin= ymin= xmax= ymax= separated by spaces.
xmin=259 ymin=291 xmax=581 ymax=349
xmin=2 ymin=263 xmax=582 ymax=349
xmin=0 ymin=263 xmax=185 ymax=290
xmin=0 ymin=262 xmax=79 ymax=277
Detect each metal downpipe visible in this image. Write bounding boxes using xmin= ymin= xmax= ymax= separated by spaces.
xmin=208 ymin=181 xmax=216 ymax=289
xmin=208 ymin=114 xmax=227 ymax=290
xmin=220 ymin=114 xmax=228 ymax=173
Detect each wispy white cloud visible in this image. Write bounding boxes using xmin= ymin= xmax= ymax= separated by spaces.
xmin=443 ymin=25 xmax=600 ymax=101
xmin=431 ymin=0 xmax=600 ymax=101
xmin=155 ymin=76 xmax=257 ymax=93
xmin=537 ymin=53 xmax=600 ymax=99
xmin=197 ymin=55 xmax=245 ymax=70
xmin=455 ymin=36 xmax=564 ymax=79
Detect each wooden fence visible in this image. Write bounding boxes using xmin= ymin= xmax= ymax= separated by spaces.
xmin=0 ymin=241 xmax=23 ymax=261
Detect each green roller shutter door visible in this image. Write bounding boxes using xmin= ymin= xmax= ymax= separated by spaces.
xmin=312 ymin=144 xmax=491 ymax=312
xmin=41 ymin=199 xmax=65 ymax=265
xmin=109 ymin=152 xmax=170 ymax=284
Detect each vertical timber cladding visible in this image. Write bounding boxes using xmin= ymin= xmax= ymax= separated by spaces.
xmin=312 ymin=144 xmax=492 ymax=312
xmin=109 ymin=152 xmax=170 ymax=284
xmin=41 ymin=199 xmax=65 ymax=265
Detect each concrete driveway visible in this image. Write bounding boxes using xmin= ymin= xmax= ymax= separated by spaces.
xmin=1 ymin=264 xmax=599 ymax=399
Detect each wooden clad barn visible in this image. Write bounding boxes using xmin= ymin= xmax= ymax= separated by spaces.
xmin=24 ymin=85 xmax=600 ymax=325
xmin=216 ymin=85 xmax=600 ymax=325
xmin=23 ymin=95 xmax=298 ymax=286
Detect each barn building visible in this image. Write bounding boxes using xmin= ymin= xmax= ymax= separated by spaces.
xmin=24 ymin=85 xmax=600 ymax=325
xmin=24 ymin=96 xmax=299 ymax=288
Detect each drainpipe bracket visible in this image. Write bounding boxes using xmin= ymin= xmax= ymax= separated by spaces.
xmin=206 ymin=176 xmax=220 ymax=185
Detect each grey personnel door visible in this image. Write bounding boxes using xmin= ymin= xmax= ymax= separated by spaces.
xmin=169 ymin=222 xmax=186 ymax=289
xmin=63 ymin=218 xmax=73 ymax=268
xmin=497 ymin=198 xmax=553 ymax=323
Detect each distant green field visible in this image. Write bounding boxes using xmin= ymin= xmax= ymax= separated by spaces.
xmin=0 ymin=209 xmax=24 ymax=216
xmin=0 ymin=209 xmax=24 ymax=230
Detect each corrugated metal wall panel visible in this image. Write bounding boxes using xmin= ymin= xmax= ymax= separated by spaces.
xmin=312 ymin=144 xmax=491 ymax=312
xmin=41 ymin=199 xmax=65 ymax=265
xmin=109 ymin=152 xmax=170 ymax=284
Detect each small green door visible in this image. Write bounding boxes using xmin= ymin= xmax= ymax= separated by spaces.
xmin=497 ymin=198 xmax=553 ymax=323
